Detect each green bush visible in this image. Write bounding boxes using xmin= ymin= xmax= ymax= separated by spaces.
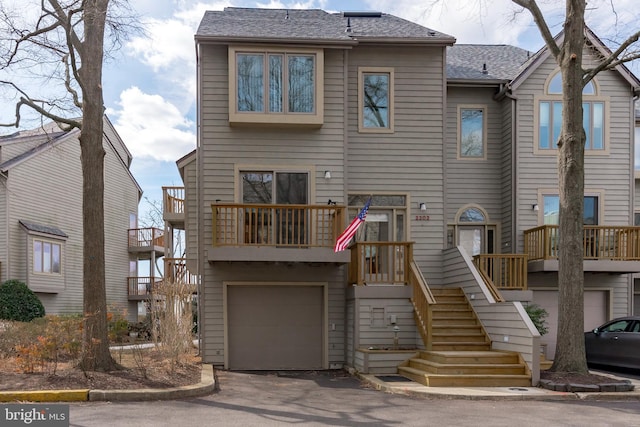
xmin=525 ymin=303 xmax=549 ymax=336
xmin=0 ymin=280 xmax=45 ymax=322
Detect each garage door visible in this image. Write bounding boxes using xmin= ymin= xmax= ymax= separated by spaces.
xmin=533 ymin=290 xmax=607 ymax=360
xmin=228 ymin=285 xmax=323 ymax=370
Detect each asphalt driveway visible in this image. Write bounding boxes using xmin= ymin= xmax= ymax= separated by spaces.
xmin=63 ymin=369 xmax=640 ymax=427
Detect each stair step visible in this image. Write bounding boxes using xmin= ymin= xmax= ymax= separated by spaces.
xmin=431 ymin=333 xmax=488 ymax=343
xmin=431 ymin=342 xmax=491 ymax=351
xmin=433 ymin=295 xmax=467 ymax=303
xmin=434 ymin=302 xmax=470 ymax=310
xmin=398 ymin=366 xmax=531 ymax=387
xmin=420 ymin=350 xmax=520 ymax=364
xmin=431 ymin=326 xmax=483 ymax=335
xmin=430 ymin=287 xmax=464 ymax=295
xmin=431 ymin=317 xmax=480 ymax=326
xmin=407 ymin=358 xmax=527 ymax=375
xmin=431 ymin=308 xmax=474 ymax=318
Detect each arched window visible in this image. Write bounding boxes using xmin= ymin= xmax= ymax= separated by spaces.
xmin=447 ymin=205 xmax=496 ymax=256
xmin=537 ymin=71 xmax=606 ymax=152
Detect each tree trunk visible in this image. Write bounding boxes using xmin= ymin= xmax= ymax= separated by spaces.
xmin=550 ymin=0 xmax=589 ymax=373
xmin=77 ymin=0 xmax=117 ymax=372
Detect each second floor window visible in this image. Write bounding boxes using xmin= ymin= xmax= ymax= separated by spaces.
xmin=359 ymin=67 xmax=394 ymax=133
xmin=458 ymin=106 xmax=486 ymax=159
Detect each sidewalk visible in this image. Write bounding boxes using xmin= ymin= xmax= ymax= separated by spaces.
xmin=357 ymin=370 xmax=640 ymax=401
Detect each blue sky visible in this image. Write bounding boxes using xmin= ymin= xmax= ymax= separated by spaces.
xmin=2 ymin=0 xmax=639 ymax=222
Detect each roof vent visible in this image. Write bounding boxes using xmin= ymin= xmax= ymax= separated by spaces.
xmin=428 ymin=30 xmax=436 ymax=36
xmin=285 ymin=10 xmax=289 ymax=20
xmin=482 ymin=63 xmax=488 ymax=74
xmin=346 ymin=17 xmax=352 ymax=33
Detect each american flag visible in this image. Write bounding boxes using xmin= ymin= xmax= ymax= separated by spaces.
xmin=334 ymin=198 xmax=371 ymax=252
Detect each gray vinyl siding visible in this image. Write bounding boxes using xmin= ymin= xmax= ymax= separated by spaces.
xmin=4 ymin=125 xmax=138 ymax=317
xmin=445 ymin=86 xmax=504 ymax=228
xmin=347 ymin=46 xmax=446 ymax=283
xmin=198 ymin=44 xmax=349 ymax=365
xmin=183 ymin=158 xmax=198 ymax=272
xmin=514 ymin=49 xmax=635 ymax=251
xmin=103 ymin=136 xmax=140 ymax=318
xmin=103 ymin=119 xmax=132 ymax=168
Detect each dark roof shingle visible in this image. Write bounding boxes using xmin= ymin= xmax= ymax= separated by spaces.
xmin=196 ymin=8 xmax=454 ymax=44
xmin=447 ymin=44 xmax=532 ymax=81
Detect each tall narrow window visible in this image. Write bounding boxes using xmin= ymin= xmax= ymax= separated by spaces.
xmin=359 ymin=67 xmax=394 ymax=133
xmin=459 ymin=106 xmax=486 ymax=159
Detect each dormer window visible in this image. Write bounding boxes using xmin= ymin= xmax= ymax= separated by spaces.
xmin=229 ymin=46 xmax=324 ymax=126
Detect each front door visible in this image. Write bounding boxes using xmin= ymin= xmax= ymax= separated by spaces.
xmin=361 ymin=210 xmax=405 ymax=283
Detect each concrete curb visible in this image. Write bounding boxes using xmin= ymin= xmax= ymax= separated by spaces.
xmin=355 ymin=371 xmax=640 ymax=402
xmin=0 ymin=365 xmax=215 ymax=403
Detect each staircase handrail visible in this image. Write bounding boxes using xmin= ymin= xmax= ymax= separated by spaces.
xmin=409 ymin=260 xmax=435 ymax=349
xmin=474 ymin=265 xmax=505 ymax=303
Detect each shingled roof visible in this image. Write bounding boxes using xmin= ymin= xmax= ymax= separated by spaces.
xmin=196 ymin=8 xmax=455 ymax=45
xmin=447 ymin=44 xmax=533 ymax=82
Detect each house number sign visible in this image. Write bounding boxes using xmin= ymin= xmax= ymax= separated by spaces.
xmin=415 ymin=215 xmax=430 ymax=221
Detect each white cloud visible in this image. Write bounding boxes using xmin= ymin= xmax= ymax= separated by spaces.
xmin=107 ymin=87 xmax=195 ymax=162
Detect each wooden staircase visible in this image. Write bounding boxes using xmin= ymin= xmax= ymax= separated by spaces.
xmin=400 ymin=287 xmax=531 ymax=387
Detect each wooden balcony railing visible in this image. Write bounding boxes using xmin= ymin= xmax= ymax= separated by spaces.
xmin=127 ymin=276 xmax=162 ymax=297
xmin=128 ymin=227 xmax=164 ymax=248
xmin=473 ymin=254 xmax=527 ymax=291
xmin=211 ymin=203 xmax=344 ymax=247
xmin=164 ymin=258 xmax=198 ymax=287
xmin=163 ymin=186 xmax=185 ymax=215
xmin=349 ymin=242 xmax=413 ymax=285
xmin=524 ymin=225 xmax=640 ymax=261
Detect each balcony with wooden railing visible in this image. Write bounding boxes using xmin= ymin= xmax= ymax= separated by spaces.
xmin=349 ymin=242 xmax=413 ymax=285
xmin=163 ymin=186 xmax=185 ymax=225
xmin=208 ymin=203 xmax=350 ymax=263
xmin=128 ymin=227 xmax=165 ymax=256
xmin=524 ymin=225 xmax=640 ymax=273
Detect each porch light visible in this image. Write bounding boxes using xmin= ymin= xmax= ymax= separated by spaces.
xmin=419 ymin=202 xmax=427 ymax=211
xmin=324 ymin=170 xmax=331 ymax=179
xmin=532 ymin=204 xmax=539 ymax=211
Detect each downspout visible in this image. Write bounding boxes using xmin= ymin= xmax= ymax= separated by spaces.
xmin=342 ymin=48 xmax=350 ymax=367
xmin=504 ymin=89 xmax=519 ymax=255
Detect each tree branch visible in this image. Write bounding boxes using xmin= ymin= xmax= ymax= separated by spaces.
xmin=583 ymin=30 xmax=640 ymax=83
xmin=512 ymin=0 xmax=562 ymax=60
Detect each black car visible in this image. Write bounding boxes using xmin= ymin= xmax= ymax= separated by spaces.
xmin=584 ymin=316 xmax=640 ymax=370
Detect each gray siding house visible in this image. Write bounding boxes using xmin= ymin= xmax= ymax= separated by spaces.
xmin=0 ymin=116 xmax=149 ymax=321
xmin=166 ymin=7 xmax=640 ymax=386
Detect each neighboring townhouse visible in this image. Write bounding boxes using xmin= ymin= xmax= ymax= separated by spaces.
xmin=166 ymin=7 xmax=640 ymax=386
xmin=0 ymin=116 xmax=153 ymax=322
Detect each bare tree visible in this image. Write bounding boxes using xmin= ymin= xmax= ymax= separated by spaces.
xmin=512 ymin=0 xmax=640 ymax=373
xmin=0 ymin=0 xmax=138 ymax=371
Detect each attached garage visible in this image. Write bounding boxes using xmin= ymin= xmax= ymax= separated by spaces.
xmin=226 ymin=284 xmax=325 ymax=370
xmin=533 ymin=290 xmax=608 ymax=360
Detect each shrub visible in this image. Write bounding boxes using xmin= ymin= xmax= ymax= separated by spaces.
xmin=0 ymin=280 xmax=45 ymax=322
xmin=525 ymin=303 xmax=549 ymax=336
